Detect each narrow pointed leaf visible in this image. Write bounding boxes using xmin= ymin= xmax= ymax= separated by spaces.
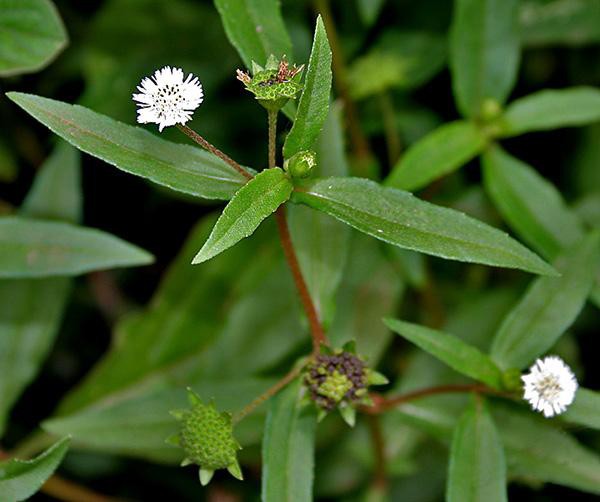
xmin=0 ymin=0 xmax=67 ymax=77
xmin=214 ymin=0 xmax=292 ymax=69
xmin=499 ymin=87 xmax=600 ymax=137
xmin=450 ymin=0 xmax=520 ymax=118
xmin=293 ymin=177 xmax=556 ymax=275
xmin=6 ymin=92 xmax=248 ymax=200
xmin=385 ymin=121 xmax=486 ymax=191
xmin=0 ymin=437 xmax=70 ymax=502
xmin=385 ymin=319 xmax=504 ymax=389
xmin=283 ymin=16 xmax=332 ymax=159
xmin=491 ymin=231 xmax=600 ymax=369
xmin=447 ymin=399 xmax=507 ymax=502
xmin=0 ymin=216 xmax=153 ymax=278
xmin=262 ymin=379 xmax=316 ymax=502
xmin=563 ymin=388 xmax=600 ymax=430
xmin=192 ymin=168 xmax=292 ymax=264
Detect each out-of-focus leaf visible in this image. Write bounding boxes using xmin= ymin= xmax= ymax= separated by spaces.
xmin=385 ymin=121 xmax=486 ymax=191
xmin=0 ymin=140 xmax=17 ymax=182
xmin=0 ymin=0 xmax=67 ymax=77
xmin=447 ymin=398 xmax=507 ymax=502
xmin=386 ymin=247 xmax=426 ymax=289
xmin=491 ymin=232 xmax=600 ymax=369
xmin=450 ymin=0 xmax=520 ymax=118
xmin=214 ymin=0 xmax=293 ymax=68
xmin=520 ymin=0 xmax=600 ymax=47
xmin=294 ymin=177 xmax=556 ymax=275
xmin=347 ymin=31 xmax=446 ymax=99
xmin=0 ymin=216 xmax=153 ymax=278
xmin=356 ymin=0 xmax=385 ymax=26
xmin=44 ymin=379 xmax=273 ymax=463
xmin=499 ymin=87 xmax=600 ymax=137
xmin=385 ymin=319 xmax=504 ymax=389
xmin=283 ymin=16 xmax=332 ymax=160
xmin=573 ymin=124 xmax=600 ymax=196
xmin=494 ymin=403 xmax=600 ymax=494
xmin=192 ymin=168 xmax=292 ymax=264
xmin=563 ymin=388 xmax=600 ymax=430
xmin=483 ymin=146 xmax=585 ymax=259
xmin=575 ymin=192 xmax=600 ymax=228
xmin=7 ymin=93 xmax=248 ymax=200
xmin=0 ymin=143 xmax=79 ymax=437
xmin=262 ymin=379 xmax=316 ymax=502
xmin=0 ymin=437 xmax=70 ymax=502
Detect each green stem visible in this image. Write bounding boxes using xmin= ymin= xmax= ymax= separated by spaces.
xmin=268 ymin=109 xmax=278 ymax=169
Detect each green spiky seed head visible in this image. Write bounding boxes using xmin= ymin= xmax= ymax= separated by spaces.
xmin=284 ymin=150 xmax=317 ymax=178
xmin=168 ymin=389 xmax=242 ymax=485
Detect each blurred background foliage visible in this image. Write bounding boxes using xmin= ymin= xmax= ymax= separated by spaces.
xmin=1 ymin=0 xmax=600 ymax=500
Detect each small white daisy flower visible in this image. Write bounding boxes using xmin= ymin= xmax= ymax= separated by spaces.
xmin=132 ymin=66 xmax=203 ymax=132
xmin=521 ymin=355 xmax=578 ymax=418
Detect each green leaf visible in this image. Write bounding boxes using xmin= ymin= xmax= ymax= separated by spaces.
xmin=0 ymin=216 xmax=153 ymax=278
xmin=214 ymin=0 xmax=293 ymax=68
xmin=563 ymin=388 xmax=600 ymax=430
xmin=283 ymin=16 xmax=332 ymax=159
xmin=6 ymin=92 xmax=248 ymax=200
xmin=499 ymin=87 xmax=600 ymax=137
xmin=0 ymin=437 xmax=70 ymax=502
xmin=520 ymin=0 xmax=600 ymax=47
xmin=262 ymin=379 xmax=317 ymax=502
xmin=450 ymin=0 xmax=520 ymax=118
xmin=483 ymin=145 xmax=585 ymax=259
xmin=447 ymin=398 xmax=507 ymax=502
xmin=0 ymin=143 xmax=79 ymax=437
xmin=0 ymin=0 xmax=67 ymax=77
xmin=494 ymin=403 xmax=600 ymax=494
xmin=293 ymin=177 xmax=556 ymax=275
xmin=385 ymin=121 xmax=486 ymax=191
xmin=192 ymin=168 xmax=292 ymax=264
xmin=385 ymin=319 xmax=504 ymax=389
xmin=491 ymin=231 xmax=600 ymax=369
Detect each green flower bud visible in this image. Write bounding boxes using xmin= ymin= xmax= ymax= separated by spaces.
xmin=284 ymin=150 xmax=317 ymax=178
xmin=167 ymin=389 xmax=242 ymax=486
xmin=480 ymin=98 xmax=502 ymax=122
xmin=237 ymin=56 xmax=303 ymax=112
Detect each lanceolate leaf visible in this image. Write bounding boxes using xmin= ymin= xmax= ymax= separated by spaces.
xmin=293 ymin=177 xmax=556 ymax=275
xmin=0 ymin=144 xmax=79 ymax=437
xmin=214 ymin=0 xmax=293 ymax=68
xmin=7 ymin=93 xmax=248 ymax=200
xmin=563 ymin=388 xmax=600 ymax=430
xmin=0 ymin=437 xmax=70 ymax=502
xmin=385 ymin=121 xmax=486 ymax=191
xmin=283 ymin=16 xmax=332 ymax=159
xmin=499 ymin=87 xmax=600 ymax=137
xmin=0 ymin=216 xmax=153 ymax=278
xmin=483 ymin=145 xmax=585 ymax=259
xmin=385 ymin=319 xmax=504 ymax=389
xmin=262 ymin=379 xmax=317 ymax=502
xmin=447 ymin=399 xmax=507 ymax=502
xmin=450 ymin=0 xmax=520 ymax=118
xmin=0 ymin=0 xmax=67 ymax=77
xmin=192 ymin=168 xmax=292 ymax=264
xmin=491 ymin=232 xmax=600 ymax=369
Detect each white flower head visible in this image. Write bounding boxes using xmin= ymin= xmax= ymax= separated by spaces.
xmin=521 ymin=355 xmax=578 ymax=418
xmin=132 ymin=66 xmax=203 ymax=132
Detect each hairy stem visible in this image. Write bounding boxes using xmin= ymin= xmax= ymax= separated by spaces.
xmin=268 ymin=109 xmax=278 ymax=169
xmin=233 ymin=365 xmax=303 ymax=423
xmin=177 ymin=124 xmax=253 ymax=180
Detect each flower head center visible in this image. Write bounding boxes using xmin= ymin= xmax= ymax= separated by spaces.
xmin=535 ymin=374 xmax=563 ymax=401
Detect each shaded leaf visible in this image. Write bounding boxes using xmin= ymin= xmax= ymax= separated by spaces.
xmin=499 ymin=87 xmax=600 ymax=137
xmin=450 ymin=0 xmax=520 ymax=118
xmin=563 ymin=388 xmax=600 ymax=430
xmin=385 ymin=121 xmax=486 ymax=191
xmin=385 ymin=319 xmax=504 ymax=389
xmin=7 ymin=92 xmax=248 ymax=200
xmin=0 ymin=0 xmax=67 ymax=77
xmin=0 ymin=216 xmax=153 ymax=278
xmin=283 ymin=16 xmax=332 ymax=159
xmin=193 ymin=168 xmax=292 ymax=264
xmin=491 ymin=232 xmax=600 ymax=369
xmin=214 ymin=0 xmax=293 ymax=68
xmin=262 ymin=379 xmax=317 ymax=502
xmin=0 ymin=437 xmax=70 ymax=502
xmin=294 ymin=177 xmax=556 ymax=275
xmin=447 ymin=398 xmax=507 ymax=502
